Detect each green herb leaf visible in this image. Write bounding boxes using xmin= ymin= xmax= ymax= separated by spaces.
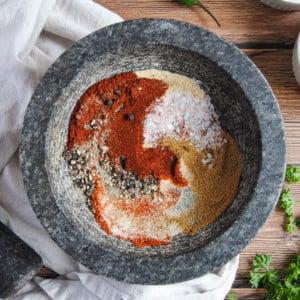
xmin=279 ymin=188 xmax=299 ymax=233
xmin=252 ymin=253 xmax=272 ymax=271
xmin=227 ymin=293 xmax=237 ymax=300
xmin=250 ymin=269 xmax=280 ymax=289
xmin=285 ymin=253 xmax=300 ymax=282
xmin=250 ymin=254 xmax=280 ymax=290
xmin=264 ymin=282 xmax=285 ymax=300
xmin=250 ymin=253 xmax=300 ymax=299
xmin=279 ymin=188 xmax=294 ymax=217
xmin=285 ymin=166 xmax=300 ymax=184
xmin=283 ymin=254 xmax=300 ymax=299
xmin=262 ymin=270 xmax=280 ymax=287
xmin=177 ymin=0 xmax=221 ymax=27
xmin=286 ymin=216 xmax=297 ymax=233
xmin=250 ymin=271 xmax=266 ymax=288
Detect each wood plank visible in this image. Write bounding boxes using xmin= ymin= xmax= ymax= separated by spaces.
xmin=242 ymin=49 xmax=300 ymax=121
xmin=227 ymin=288 xmax=266 ymax=299
xmin=98 ymin=0 xmax=300 ymax=44
xmin=286 ymin=122 xmax=300 ymax=164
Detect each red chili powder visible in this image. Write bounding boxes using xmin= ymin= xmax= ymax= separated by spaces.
xmin=67 ymin=71 xmax=187 ymax=186
xmin=125 ymin=236 xmax=171 ymax=247
xmin=91 ymin=178 xmax=112 ymax=236
xmin=99 ymin=72 xmax=187 ymax=186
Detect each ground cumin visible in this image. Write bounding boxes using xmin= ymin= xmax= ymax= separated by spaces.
xmin=160 ymin=130 xmax=243 ymax=234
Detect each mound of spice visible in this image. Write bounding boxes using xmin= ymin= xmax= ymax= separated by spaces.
xmin=64 ymin=69 xmax=243 ymax=247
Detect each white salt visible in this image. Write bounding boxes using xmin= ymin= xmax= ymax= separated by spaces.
xmin=143 ymin=90 xmax=224 ymax=152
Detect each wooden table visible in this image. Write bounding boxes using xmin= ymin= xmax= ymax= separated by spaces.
xmin=40 ymin=1 xmax=300 ymax=298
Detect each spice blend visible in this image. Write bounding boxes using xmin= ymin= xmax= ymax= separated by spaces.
xmin=64 ymin=70 xmax=243 ymax=247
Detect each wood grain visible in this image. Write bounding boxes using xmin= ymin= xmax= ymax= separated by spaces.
xmin=99 ymin=0 xmax=300 ymax=44
xmin=38 ymin=1 xmax=300 ymax=299
xmin=227 ymin=288 xmax=266 ymax=300
xmin=244 ymin=49 xmax=300 ymax=121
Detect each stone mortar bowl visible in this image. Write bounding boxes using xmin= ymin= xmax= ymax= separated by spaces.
xmin=20 ymin=19 xmax=286 ymax=284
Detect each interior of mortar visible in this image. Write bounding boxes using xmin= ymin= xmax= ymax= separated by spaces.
xmin=45 ymin=44 xmax=262 ymax=257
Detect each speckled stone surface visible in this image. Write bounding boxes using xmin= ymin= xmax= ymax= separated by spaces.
xmin=0 ymin=222 xmax=42 ymax=298
xmin=20 ymin=19 xmax=286 ymax=284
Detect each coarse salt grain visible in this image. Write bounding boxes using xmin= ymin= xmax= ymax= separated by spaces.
xmin=143 ymin=91 xmax=224 ymax=152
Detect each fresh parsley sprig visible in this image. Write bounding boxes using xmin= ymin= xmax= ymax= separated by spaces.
xmin=286 ymin=216 xmax=298 ymax=233
xmin=176 ymin=0 xmax=220 ymax=27
xmin=250 ymin=253 xmax=300 ymax=300
xmin=227 ymin=294 xmax=237 ymax=300
xmin=279 ymin=188 xmax=294 ymax=217
xmin=286 ymin=166 xmax=300 ymax=184
xmin=279 ymin=167 xmax=300 ymax=233
xmin=250 ymin=254 xmax=279 ymax=289
xmin=279 ymin=189 xmax=299 ymax=233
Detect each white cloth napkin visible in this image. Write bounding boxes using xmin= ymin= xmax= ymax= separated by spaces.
xmin=0 ymin=0 xmax=239 ymax=299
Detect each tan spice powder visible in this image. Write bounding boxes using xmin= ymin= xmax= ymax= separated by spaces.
xmin=160 ymin=130 xmax=243 ymax=234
